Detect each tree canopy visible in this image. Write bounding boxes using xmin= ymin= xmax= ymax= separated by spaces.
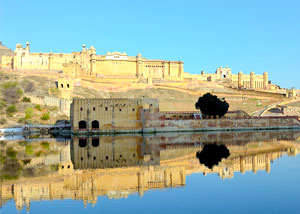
xmin=195 ymin=93 xmax=229 ymax=118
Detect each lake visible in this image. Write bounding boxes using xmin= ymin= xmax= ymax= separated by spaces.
xmin=1 ymin=130 xmax=300 ymax=214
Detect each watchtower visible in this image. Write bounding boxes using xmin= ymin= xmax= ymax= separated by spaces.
xmin=57 ymin=76 xmax=74 ymax=99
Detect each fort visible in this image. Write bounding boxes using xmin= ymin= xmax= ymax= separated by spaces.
xmin=1 ymin=42 xmax=184 ymax=81
xmin=0 ymin=42 xmax=277 ymax=91
xmin=0 ymin=41 xmax=299 ymax=129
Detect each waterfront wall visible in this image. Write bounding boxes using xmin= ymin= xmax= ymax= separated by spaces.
xmin=70 ymin=98 xmax=300 ymax=134
xmin=228 ymin=88 xmax=286 ymax=99
xmin=144 ymin=130 xmax=300 ymax=146
xmin=143 ymin=113 xmax=300 ymax=132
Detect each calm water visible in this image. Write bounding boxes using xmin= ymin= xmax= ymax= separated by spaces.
xmin=1 ymin=130 xmax=300 ymax=214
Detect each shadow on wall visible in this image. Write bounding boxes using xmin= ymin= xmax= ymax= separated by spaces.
xmin=196 ymin=143 xmax=230 ymax=169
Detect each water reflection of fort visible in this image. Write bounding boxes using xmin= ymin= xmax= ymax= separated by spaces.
xmin=1 ymin=130 xmax=299 ymax=212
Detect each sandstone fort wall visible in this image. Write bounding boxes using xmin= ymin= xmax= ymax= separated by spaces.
xmin=26 ymin=94 xmax=71 ymax=115
xmin=1 ymin=42 xmax=183 ymax=81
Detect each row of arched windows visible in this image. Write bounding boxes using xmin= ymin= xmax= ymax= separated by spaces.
xmin=78 ymin=120 xmax=99 ymax=129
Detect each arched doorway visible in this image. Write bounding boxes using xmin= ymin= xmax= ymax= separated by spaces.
xmin=79 ymin=120 xmax=87 ymax=129
xmin=79 ymin=138 xmax=87 ymax=147
xmin=92 ymin=138 xmax=99 ymax=147
xmin=91 ymin=120 xmax=99 ymax=129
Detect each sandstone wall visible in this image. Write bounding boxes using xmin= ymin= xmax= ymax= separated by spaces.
xmin=144 ymin=116 xmax=300 ymax=133
xmin=26 ymin=94 xmax=71 ymax=115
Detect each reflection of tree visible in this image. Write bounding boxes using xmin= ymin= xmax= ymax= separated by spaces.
xmin=196 ymin=143 xmax=230 ymax=169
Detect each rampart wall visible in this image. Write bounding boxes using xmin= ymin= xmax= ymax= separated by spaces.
xmin=144 ymin=113 xmax=300 ymax=133
xmin=1 ymin=42 xmax=184 ymax=81
xmin=227 ymin=88 xmax=287 ymax=99
xmin=26 ymin=94 xmax=71 ymax=115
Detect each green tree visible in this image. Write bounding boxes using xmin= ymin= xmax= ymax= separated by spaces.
xmin=22 ymin=97 xmax=31 ymax=102
xmin=0 ymin=100 xmax=6 ymax=110
xmin=41 ymin=112 xmax=50 ymax=120
xmin=195 ymin=93 xmax=229 ymax=118
xmin=6 ymin=105 xmax=17 ymax=116
xmin=25 ymin=108 xmax=34 ymax=119
xmin=35 ymin=104 xmax=42 ymax=111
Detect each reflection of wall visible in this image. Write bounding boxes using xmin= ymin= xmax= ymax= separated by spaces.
xmin=4 ymin=165 xmax=185 ymax=211
xmin=204 ymin=151 xmax=282 ymax=179
xmin=71 ymin=136 xmax=160 ymax=169
xmin=2 ymin=132 xmax=300 ymax=212
xmin=145 ymin=130 xmax=300 ymax=147
xmin=1 ymin=146 xmax=293 ymax=212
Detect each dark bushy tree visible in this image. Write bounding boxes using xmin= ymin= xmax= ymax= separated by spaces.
xmin=195 ymin=93 xmax=229 ymax=118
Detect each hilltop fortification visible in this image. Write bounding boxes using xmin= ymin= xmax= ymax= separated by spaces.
xmin=0 ymin=42 xmax=279 ymax=91
xmin=1 ymin=42 xmax=184 ymax=81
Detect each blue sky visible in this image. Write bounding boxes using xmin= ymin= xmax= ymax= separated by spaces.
xmin=1 ymin=0 xmax=299 ymax=88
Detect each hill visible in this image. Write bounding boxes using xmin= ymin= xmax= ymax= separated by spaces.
xmin=0 ymin=68 xmax=292 ymax=128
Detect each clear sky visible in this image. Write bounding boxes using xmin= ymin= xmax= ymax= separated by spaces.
xmin=1 ymin=0 xmax=299 ymax=88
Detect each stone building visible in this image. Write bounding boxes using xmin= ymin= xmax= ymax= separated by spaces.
xmin=70 ymin=98 xmax=159 ymax=132
xmin=55 ymin=75 xmax=74 ymax=99
xmin=1 ymin=42 xmax=184 ymax=81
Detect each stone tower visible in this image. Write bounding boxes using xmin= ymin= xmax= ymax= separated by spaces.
xmin=25 ymin=42 xmax=30 ymax=54
xmin=90 ymin=46 xmax=97 ymax=76
xmin=263 ymin=72 xmax=268 ymax=90
xmin=136 ymin=53 xmax=142 ymax=78
xmin=250 ymin=72 xmax=255 ymax=89
xmin=57 ymin=76 xmax=74 ymax=99
xmin=238 ymin=71 xmax=243 ymax=88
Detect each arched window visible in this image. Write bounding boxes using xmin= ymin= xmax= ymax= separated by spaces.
xmin=79 ymin=138 xmax=87 ymax=147
xmin=92 ymin=138 xmax=99 ymax=147
xmin=79 ymin=120 xmax=87 ymax=129
xmin=67 ymin=84 xmax=70 ymax=88
xmin=91 ymin=120 xmax=99 ymax=129
xmin=61 ymin=84 xmax=64 ymax=88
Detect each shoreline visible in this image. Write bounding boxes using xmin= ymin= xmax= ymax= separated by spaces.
xmin=1 ymin=117 xmax=300 ymax=137
xmin=71 ymin=125 xmax=300 ymax=136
